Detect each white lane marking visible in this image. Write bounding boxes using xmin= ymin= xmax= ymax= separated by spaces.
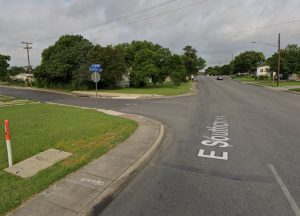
xmin=268 ymin=164 xmax=300 ymax=216
xmin=198 ymin=149 xmax=228 ymax=160
xmin=198 ymin=116 xmax=231 ymax=160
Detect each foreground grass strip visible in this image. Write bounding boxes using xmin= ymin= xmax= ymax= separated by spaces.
xmin=289 ymin=88 xmax=300 ymax=92
xmin=97 ymin=82 xmax=192 ymax=96
xmin=0 ymin=103 xmax=137 ymax=215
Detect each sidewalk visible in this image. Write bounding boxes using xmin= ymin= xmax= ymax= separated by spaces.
xmin=234 ymin=80 xmax=300 ymax=95
xmin=9 ymin=109 xmax=164 ymax=216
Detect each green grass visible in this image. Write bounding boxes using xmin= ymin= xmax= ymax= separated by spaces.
xmin=289 ymin=88 xmax=300 ymax=92
xmin=233 ymin=76 xmax=300 ymax=87
xmin=96 ymin=82 xmax=192 ymax=96
xmin=0 ymin=95 xmax=15 ymax=103
xmin=0 ymin=103 xmax=137 ymax=215
xmin=233 ymin=76 xmax=257 ymax=82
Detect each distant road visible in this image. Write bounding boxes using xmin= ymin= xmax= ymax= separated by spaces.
xmin=1 ymin=77 xmax=300 ymax=215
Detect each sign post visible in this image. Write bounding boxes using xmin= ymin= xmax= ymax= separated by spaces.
xmin=4 ymin=120 xmax=13 ymax=167
xmin=89 ymin=64 xmax=102 ymax=106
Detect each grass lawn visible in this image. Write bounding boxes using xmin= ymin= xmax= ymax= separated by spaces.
xmin=233 ymin=76 xmax=257 ymax=82
xmin=0 ymin=103 xmax=137 ymax=215
xmin=233 ymin=77 xmax=300 ymax=87
xmin=97 ymin=82 xmax=192 ymax=96
xmin=289 ymin=88 xmax=300 ymax=92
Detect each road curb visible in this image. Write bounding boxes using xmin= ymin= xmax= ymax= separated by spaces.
xmin=78 ymin=117 xmax=164 ymax=216
xmin=72 ymin=82 xmax=198 ymax=100
xmin=9 ymin=102 xmax=165 ymax=216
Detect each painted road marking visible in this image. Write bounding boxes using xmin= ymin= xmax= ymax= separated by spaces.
xmin=198 ymin=149 xmax=228 ymax=160
xmin=198 ymin=116 xmax=231 ymax=160
xmin=80 ymin=177 xmax=105 ymax=186
xmin=268 ymin=164 xmax=300 ymax=216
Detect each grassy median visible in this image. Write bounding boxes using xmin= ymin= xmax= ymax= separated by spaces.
xmin=0 ymin=103 xmax=137 ymax=215
xmin=97 ymin=82 xmax=192 ymax=96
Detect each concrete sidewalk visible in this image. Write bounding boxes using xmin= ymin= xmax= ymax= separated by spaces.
xmin=9 ymin=109 xmax=164 ymax=216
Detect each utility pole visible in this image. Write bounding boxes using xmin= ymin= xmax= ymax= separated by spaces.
xmin=22 ymin=42 xmax=32 ymax=87
xmin=277 ymin=33 xmax=280 ymax=87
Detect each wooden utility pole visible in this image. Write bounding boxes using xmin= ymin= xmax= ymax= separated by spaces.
xmin=22 ymin=42 xmax=32 ymax=87
xmin=277 ymin=33 xmax=280 ymax=87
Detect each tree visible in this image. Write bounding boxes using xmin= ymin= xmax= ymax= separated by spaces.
xmin=118 ymin=40 xmax=173 ymax=87
xmin=220 ymin=64 xmax=232 ymax=75
xmin=168 ymin=54 xmax=186 ymax=85
xmin=131 ymin=49 xmax=158 ymax=87
xmin=86 ymin=45 xmax=127 ymax=88
xmin=267 ymin=44 xmax=300 ymax=79
xmin=205 ymin=66 xmax=221 ymax=76
xmin=181 ymin=45 xmax=206 ymax=79
xmin=8 ymin=66 xmax=26 ymax=76
xmin=34 ymin=35 xmax=93 ymax=88
xmin=232 ymin=51 xmax=265 ymax=75
xmin=0 ymin=54 xmax=11 ymax=80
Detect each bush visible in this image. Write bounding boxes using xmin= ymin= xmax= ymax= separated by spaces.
xmin=257 ymin=75 xmax=269 ymax=80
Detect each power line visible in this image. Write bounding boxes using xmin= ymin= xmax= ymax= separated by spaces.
xmin=69 ymin=0 xmax=179 ymax=34
xmin=83 ymin=0 xmax=211 ymax=36
xmin=40 ymin=0 xmax=180 ymax=41
xmin=174 ymin=18 xmax=300 ymax=48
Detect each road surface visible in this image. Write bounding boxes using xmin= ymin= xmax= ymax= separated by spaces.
xmin=1 ymin=77 xmax=300 ymax=216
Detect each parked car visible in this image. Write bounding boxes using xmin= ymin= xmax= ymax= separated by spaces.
xmin=217 ymin=76 xmax=223 ymax=80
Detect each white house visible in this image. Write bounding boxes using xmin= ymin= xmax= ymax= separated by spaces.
xmin=255 ymin=65 xmax=270 ymax=77
xmin=10 ymin=73 xmax=34 ymax=82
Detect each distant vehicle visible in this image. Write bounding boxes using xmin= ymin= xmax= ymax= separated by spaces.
xmin=217 ymin=76 xmax=223 ymax=80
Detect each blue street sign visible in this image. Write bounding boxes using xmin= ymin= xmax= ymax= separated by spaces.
xmin=89 ymin=64 xmax=103 ymax=73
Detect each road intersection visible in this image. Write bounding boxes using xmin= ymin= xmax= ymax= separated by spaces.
xmin=1 ymin=77 xmax=300 ymax=215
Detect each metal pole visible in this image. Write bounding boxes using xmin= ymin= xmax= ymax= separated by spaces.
xmin=277 ymin=33 xmax=280 ymax=87
xmin=22 ymin=42 xmax=32 ymax=87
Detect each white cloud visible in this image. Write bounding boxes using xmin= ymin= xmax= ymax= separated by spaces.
xmin=0 ymin=0 xmax=300 ymax=67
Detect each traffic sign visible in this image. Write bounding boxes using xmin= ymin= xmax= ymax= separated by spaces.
xmin=89 ymin=64 xmax=102 ymax=73
xmin=91 ymin=73 xmax=100 ymax=83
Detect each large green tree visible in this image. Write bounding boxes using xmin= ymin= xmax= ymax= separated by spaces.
xmin=0 ymin=54 xmax=11 ymax=80
xmin=267 ymin=44 xmax=300 ymax=79
xmin=181 ymin=45 xmax=206 ymax=79
xmin=117 ymin=40 xmax=174 ymax=87
xmin=168 ymin=54 xmax=186 ymax=85
xmin=34 ymin=35 xmax=93 ymax=88
xmin=85 ymin=45 xmax=127 ymax=88
xmin=8 ymin=66 xmax=26 ymax=76
xmin=232 ymin=51 xmax=265 ymax=74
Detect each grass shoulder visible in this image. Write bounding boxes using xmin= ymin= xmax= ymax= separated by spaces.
xmin=96 ymin=82 xmax=192 ymax=96
xmin=289 ymin=88 xmax=300 ymax=92
xmin=233 ymin=76 xmax=300 ymax=87
xmin=0 ymin=103 xmax=137 ymax=215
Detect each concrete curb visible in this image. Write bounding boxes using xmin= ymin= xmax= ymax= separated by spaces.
xmin=78 ymin=117 xmax=164 ymax=216
xmin=72 ymin=82 xmax=199 ymax=100
xmin=9 ymin=102 xmax=165 ymax=216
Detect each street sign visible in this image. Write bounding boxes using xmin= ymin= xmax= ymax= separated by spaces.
xmin=89 ymin=64 xmax=102 ymax=73
xmin=91 ymin=72 xmax=100 ymax=83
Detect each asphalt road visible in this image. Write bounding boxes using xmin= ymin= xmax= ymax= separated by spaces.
xmin=1 ymin=77 xmax=300 ymax=216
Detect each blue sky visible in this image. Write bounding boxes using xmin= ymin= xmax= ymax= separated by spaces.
xmin=0 ymin=0 xmax=300 ymax=67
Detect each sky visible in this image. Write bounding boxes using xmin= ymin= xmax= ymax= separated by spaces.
xmin=1 ymin=0 xmax=300 ymax=67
